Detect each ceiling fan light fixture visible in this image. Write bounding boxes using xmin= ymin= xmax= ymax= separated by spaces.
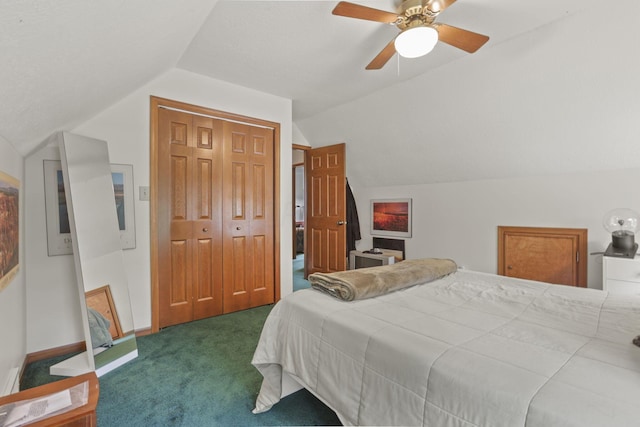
xmin=394 ymin=25 xmax=438 ymax=58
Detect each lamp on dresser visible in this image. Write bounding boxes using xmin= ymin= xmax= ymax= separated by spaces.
xmin=602 ymin=208 xmax=640 ymax=296
xmin=602 ymin=208 xmax=640 ymax=258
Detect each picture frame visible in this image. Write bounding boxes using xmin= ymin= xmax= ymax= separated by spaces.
xmin=0 ymin=170 xmax=20 ymax=292
xmin=44 ymin=160 xmax=136 ymax=256
xmin=85 ymin=284 xmax=123 ymax=341
xmin=371 ymin=198 xmax=412 ymax=238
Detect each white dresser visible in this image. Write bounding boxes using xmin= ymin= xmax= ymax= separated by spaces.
xmin=602 ymin=254 xmax=640 ymax=295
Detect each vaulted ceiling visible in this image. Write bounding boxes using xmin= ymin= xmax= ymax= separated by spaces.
xmin=2 ymin=0 xmax=638 ymax=187
xmin=178 ymin=0 xmax=600 ymax=121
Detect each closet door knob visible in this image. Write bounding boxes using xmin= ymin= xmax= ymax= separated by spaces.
xmin=202 ymin=228 xmax=208 ymax=232
xmin=236 ymin=226 xmax=241 ymax=230
xmin=337 ymin=221 xmax=346 ymax=226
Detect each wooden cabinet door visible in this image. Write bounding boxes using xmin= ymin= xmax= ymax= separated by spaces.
xmin=498 ymin=226 xmax=587 ymax=287
xmin=305 ymin=143 xmax=347 ymax=275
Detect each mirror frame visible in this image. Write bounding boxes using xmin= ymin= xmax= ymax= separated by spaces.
xmin=49 ymin=132 xmax=138 ymax=377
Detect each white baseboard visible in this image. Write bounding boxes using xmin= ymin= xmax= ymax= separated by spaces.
xmin=1 ymin=367 xmax=20 ymax=396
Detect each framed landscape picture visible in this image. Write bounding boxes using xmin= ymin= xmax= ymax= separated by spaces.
xmin=0 ymin=170 xmax=20 ymax=291
xmin=371 ymin=198 xmax=412 ymax=238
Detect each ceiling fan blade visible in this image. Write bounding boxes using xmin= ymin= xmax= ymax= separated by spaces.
xmin=435 ymin=24 xmax=489 ymax=53
xmin=366 ymin=39 xmax=397 ymax=70
xmin=429 ymin=0 xmax=457 ymax=14
xmin=332 ymin=1 xmax=399 ymax=24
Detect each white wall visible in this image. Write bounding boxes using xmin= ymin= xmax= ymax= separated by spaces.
xmin=25 ymin=69 xmax=292 ymax=352
xmin=0 ymin=136 xmax=25 ymax=393
xmin=292 ymin=123 xmax=310 ymax=147
xmin=354 ymin=168 xmax=640 ymax=289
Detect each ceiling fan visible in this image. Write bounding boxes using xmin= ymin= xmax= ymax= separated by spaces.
xmin=332 ymin=0 xmax=489 ymax=70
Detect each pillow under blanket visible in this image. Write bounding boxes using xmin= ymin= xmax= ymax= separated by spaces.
xmin=309 ymin=258 xmax=457 ymax=301
xmin=87 ymin=307 xmax=113 ymax=348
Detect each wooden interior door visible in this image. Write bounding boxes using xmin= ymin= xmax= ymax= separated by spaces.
xmin=157 ymin=108 xmax=224 ymax=328
xmin=222 ymin=121 xmax=275 ymax=313
xmin=498 ymin=226 xmax=587 ymax=287
xmin=305 ymin=143 xmax=347 ymax=275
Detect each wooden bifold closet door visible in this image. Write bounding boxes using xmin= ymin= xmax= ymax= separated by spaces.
xmin=155 ymin=103 xmax=276 ymax=329
xmin=222 ymin=121 xmax=275 ymax=313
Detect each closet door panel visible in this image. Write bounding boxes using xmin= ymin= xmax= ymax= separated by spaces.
xmin=155 ymin=102 xmax=276 ymax=328
xmin=159 ymin=109 xmax=194 ymax=327
xmin=223 ymin=122 xmax=274 ymax=312
xmin=191 ymin=117 xmax=223 ymax=320
xmin=195 ymin=158 xmax=212 ymax=219
xmin=253 ymin=164 xmax=266 ymax=220
xmin=193 ymin=236 xmax=219 ymax=320
xmin=252 ymin=235 xmax=267 ymax=291
xmin=231 ymin=162 xmax=246 ymax=220
xmin=169 ymin=241 xmax=190 ymax=304
xmin=195 ymin=238 xmax=214 ymax=299
xmin=162 ymin=239 xmax=192 ymax=326
xmin=230 ymin=236 xmax=248 ymax=294
xmin=170 ymin=155 xmax=189 ymax=221
xmin=158 ymin=109 xmax=223 ymax=328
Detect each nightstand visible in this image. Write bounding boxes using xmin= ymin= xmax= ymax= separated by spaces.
xmin=602 ymin=254 xmax=640 ymax=295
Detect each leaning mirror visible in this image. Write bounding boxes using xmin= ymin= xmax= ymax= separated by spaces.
xmin=50 ymin=132 xmax=138 ymax=377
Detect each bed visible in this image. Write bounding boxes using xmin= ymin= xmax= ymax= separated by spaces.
xmin=251 ymin=266 xmax=640 ymax=426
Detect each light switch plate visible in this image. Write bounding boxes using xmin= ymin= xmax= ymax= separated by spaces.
xmin=139 ymin=186 xmax=149 ymax=201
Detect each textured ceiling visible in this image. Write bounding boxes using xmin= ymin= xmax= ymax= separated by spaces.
xmin=0 ymin=0 xmax=220 ymax=155
xmin=0 ymin=0 xmax=603 ymax=156
xmin=178 ymin=0 xmax=601 ymax=121
xmin=293 ymin=0 xmax=640 ymax=187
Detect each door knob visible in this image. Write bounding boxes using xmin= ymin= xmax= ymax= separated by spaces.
xmin=202 ymin=228 xmax=208 ymax=232
xmin=337 ymin=220 xmax=347 ymax=226
xmin=507 ymin=265 xmax=513 ymax=270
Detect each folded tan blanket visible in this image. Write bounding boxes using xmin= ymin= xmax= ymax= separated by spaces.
xmin=308 ymin=258 xmax=457 ymax=301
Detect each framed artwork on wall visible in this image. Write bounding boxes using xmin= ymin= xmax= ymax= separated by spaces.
xmin=371 ymin=198 xmax=412 ymax=238
xmin=0 ymin=170 xmax=20 ymax=292
xmin=44 ymin=160 xmax=136 ymax=256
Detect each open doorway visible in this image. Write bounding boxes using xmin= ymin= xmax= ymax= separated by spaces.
xmin=292 ymin=145 xmax=309 ymax=291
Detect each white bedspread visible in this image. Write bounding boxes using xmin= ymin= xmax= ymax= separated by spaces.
xmin=252 ymin=270 xmax=640 ymax=426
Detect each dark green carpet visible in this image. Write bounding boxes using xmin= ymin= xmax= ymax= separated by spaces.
xmin=293 ymin=254 xmax=310 ymax=292
xmin=21 ymin=305 xmax=340 ymax=426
